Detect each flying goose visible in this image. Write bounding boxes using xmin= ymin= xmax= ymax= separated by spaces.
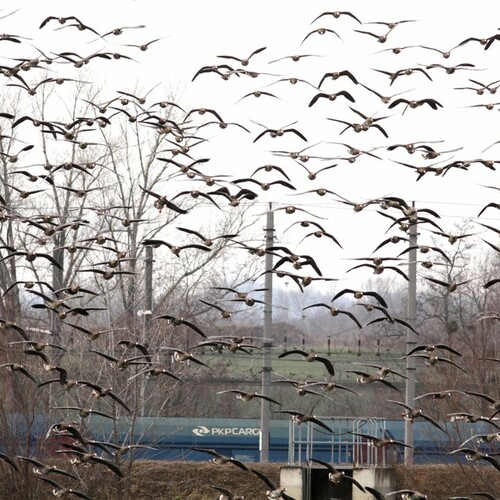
xmin=388 ymin=400 xmax=447 ymax=433
xmin=37 ymin=476 xmax=91 ymax=499
xmin=302 ymin=303 xmax=362 ymax=329
xmin=192 ymin=448 xmax=249 ymax=471
xmin=278 ymin=349 xmax=335 ymax=376
xmin=345 ymin=370 xmax=401 ymax=392
xmin=16 ymin=455 xmax=76 ymax=479
xmin=251 ymin=468 xmax=294 ymax=500
xmin=217 ymin=389 xmax=281 ymax=405
xmin=217 ymin=46 xmax=267 ymax=66
xmin=309 ymin=458 xmax=365 ymax=492
xmin=448 ymin=448 xmax=500 ymax=471
xmin=274 ymin=410 xmax=333 ymax=433
xmin=349 ymin=431 xmax=412 ymax=449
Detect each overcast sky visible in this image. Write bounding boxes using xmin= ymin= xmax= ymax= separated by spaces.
xmin=4 ymin=1 xmax=500 ymax=300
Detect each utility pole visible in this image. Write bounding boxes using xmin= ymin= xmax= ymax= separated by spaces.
xmin=260 ymin=203 xmax=274 ymax=462
xmin=144 ymin=245 xmax=154 ymax=333
xmin=405 ymin=206 xmax=418 ymax=464
xmin=51 ymin=235 xmax=64 ymax=351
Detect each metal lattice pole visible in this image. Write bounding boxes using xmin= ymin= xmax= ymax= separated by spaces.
xmin=404 ymin=211 xmax=418 ymax=464
xmin=260 ymin=203 xmax=274 ymax=462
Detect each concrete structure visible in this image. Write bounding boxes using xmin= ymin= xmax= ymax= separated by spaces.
xmin=353 ymin=467 xmax=397 ymax=499
xmin=280 ymin=465 xmax=397 ymax=500
xmin=280 ymin=466 xmax=305 ymax=500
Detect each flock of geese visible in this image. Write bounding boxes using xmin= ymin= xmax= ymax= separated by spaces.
xmin=0 ymin=4 xmax=498 ymax=500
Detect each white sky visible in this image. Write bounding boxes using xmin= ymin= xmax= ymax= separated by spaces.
xmin=3 ymin=1 xmax=500 ymax=302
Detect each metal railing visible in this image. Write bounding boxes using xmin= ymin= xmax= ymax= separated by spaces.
xmin=287 ymin=416 xmax=388 ymax=468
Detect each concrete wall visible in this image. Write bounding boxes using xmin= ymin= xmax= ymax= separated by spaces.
xmin=280 ymin=465 xmax=305 ymax=500
xmin=280 ymin=465 xmax=397 ymax=500
xmin=353 ymin=467 xmax=397 ymax=500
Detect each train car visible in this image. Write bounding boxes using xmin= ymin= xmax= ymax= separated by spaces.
xmin=7 ymin=414 xmax=491 ymax=466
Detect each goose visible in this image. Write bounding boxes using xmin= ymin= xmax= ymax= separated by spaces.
xmin=300 ymin=27 xmax=342 ymax=46
xmin=37 ymin=367 xmax=82 ymax=391
xmin=64 ymin=323 xmax=125 ymax=341
xmin=388 ymin=98 xmax=443 ymax=114
xmin=309 ymin=458 xmax=365 ymax=492
xmin=211 ymin=485 xmax=245 ymax=500
xmin=211 ymin=286 xmax=268 ymax=300
xmin=233 ymin=178 xmax=296 ymax=192
xmin=190 ymin=339 xmax=256 ymax=355
xmin=124 ymin=38 xmax=163 ymax=51
xmin=251 ymin=120 xmax=307 ymax=143
xmin=308 ymin=90 xmax=355 ymax=107
xmin=0 ymin=318 xmax=28 ymax=339
xmin=271 ymin=377 xmax=333 ymax=400
xmin=139 ymin=185 xmax=188 ymax=214
xmin=294 ymin=161 xmax=338 ymax=181
xmin=75 ymin=381 xmax=131 ymax=412
xmin=349 ymin=431 xmax=412 ymax=449
xmin=448 ymin=448 xmax=500 ymax=471
xmin=0 ymin=362 xmax=37 ymax=382
xmin=332 ymin=288 xmax=388 ymax=308
xmin=93 ymin=442 xmax=157 ymax=457
xmin=407 ymin=353 xmax=468 ymax=373
xmin=279 ymin=349 xmax=335 ymax=375
xmin=406 ymin=343 xmax=461 ymax=357
xmin=39 ymin=15 xmax=87 ymax=29
xmin=422 ymin=276 xmax=473 ymax=293
xmin=192 ymin=448 xmax=248 ymax=471
xmin=388 ymin=400 xmax=447 ymax=433
xmin=236 ymin=90 xmax=280 ymax=104
xmin=414 ymin=44 xmax=461 ymax=59
xmin=459 ymin=432 xmax=500 ymax=447
xmin=327 ymin=116 xmax=389 ymax=138
xmin=9 ymin=339 xmax=66 ymax=353
xmin=100 ymin=24 xmax=145 ymax=38
xmin=366 ymin=19 xmax=418 ymax=30
xmin=274 ymin=410 xmax=333 ymax=433
xmin=465 ymin=391 xmax=500 ymax=417
xmin=318 ymin=69 xmax=359 ymax=87
xmin=414 ymin=389 xmax=467 ymax=401
xmin=354 ymin=362 xmax=409 ymax=380
xmin=216 ymin=46 xmax=267 ymax=66
xmin=199 ymin=299 xmax=235 ymax=319
xmin=251 ymin=469 xmax=294 ymax=500
xmin=250 ymin=164 xmax=291 ymax=181
xmin=426 ymin=62 xmax=477 ymax=74
xmin=303 ymin=379 xmax=358 ymax=395
xmin=161 ymin=347 xmax=209 ymax=368
xmin=55 ymin=443 xmax=124 ymax=476
xmin=0 ymin=452 xmax=18 ymax=471
xmin=311 ymin=11 xmax=362 ymax=25
xmin=345 ymin=370 xmax=400 ymax=392
xmin=51 ymin=405 xmax=117 ymax=421
xmin=354 ymin=28 xmax=393 ymax=44
xmin=448 ymin=412 xmax=500 ymax=429
xmin=141 ymin=239 xmax=211 ymax=257
xmin=302 ymin=303 xmax=362 ymax=329
xmin=387 ymin=490 xmax=428 ymax=500
xmin=347 ymin=262 xmax=409 ymax=281
xmin=37 ymin=476 xmax=91 ymax=499
xmin=373 ymin=66 xmax=432 ymax=86
xmin=191 ymin=64 xmax=238 ymax=81
xmin=268 ymin=53 xmax=321 ymax=64
xmin=217 ymin=389 xmax=281 ymax=405
xmin=153 ymin=314 xmax=207 ymax=338
xmin=90 ymin=349 xmax=151 ymax=371
xmin=16 ymin=455 xmax=76 ymax=479
xmin=298 ymin=229 xmax=343 ymax=248
xmin=129 ymin=367 xmax=183 ymax=382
